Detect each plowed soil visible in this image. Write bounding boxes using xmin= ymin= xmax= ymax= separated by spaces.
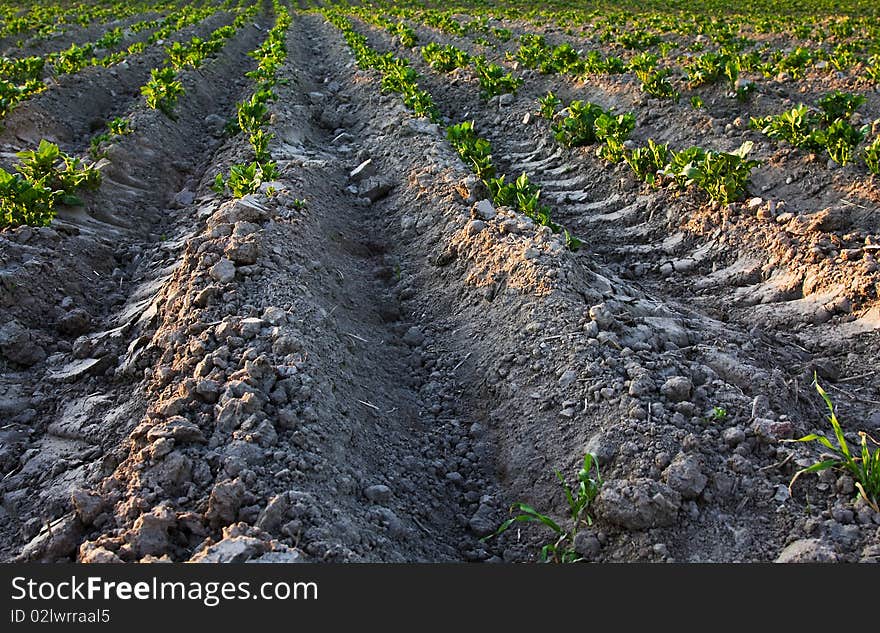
xmin=1 ymin=8 xmax=878 ymax=563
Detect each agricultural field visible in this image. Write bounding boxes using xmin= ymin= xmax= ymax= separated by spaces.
xmin=0 ymin=0 xmax=878 ymax=565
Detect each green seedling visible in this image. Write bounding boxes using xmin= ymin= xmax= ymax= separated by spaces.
xmin=0 ymin=168 xmax=54 ymax=227
xmin=17 ymin=139 xmax=101 ymax=200
xmin=711 ymin=406 xmax=728 ymax=421
xmin=814 ymin=118 xmax=868 ymax=166
xmin=473 ymin=56 xmax=522 ymax=98
xmin=108 ymin=117 xmax=131 ymax=136
xmin=421 ymin=42 xmax=470 ymax=72
xmin=595 ymin=112 xmax=636 ymax=163
xmin=864 ymin=136 xmax=880 ymax=175
xmin=787 ymin=378 xmax=880 ymax=513
xmin=141 ymin=67 xmax=184 ymax=117
xmin=660 ymin=142 xmax=759 ymax=203
xmin=551 ymin=100 xmax=606 ymax=147
xmin=447 ymin=121 xmax=496 ymax=180
xmin=249 ymin=128 xmax=273 ymax=163
xmin=484 ymin=453 xmax=602 ymax=563
xmin=538 ymin=91 xmax=562 ymax=119
xmin=817 ymin=91 xmax=865 ymax=125
xmin=625 ymin=139 xmax=670 ymax=186
xmin=89 ymin=133 xmax=110 ymax=159
xmin=638 ymin=68 xmax=680 ymax=101
xmin=2 ymin=140 xmax=101 ymax=227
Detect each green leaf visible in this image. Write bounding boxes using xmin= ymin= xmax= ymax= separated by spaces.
xmin=786 ymin=433 xmax=838 ymax=452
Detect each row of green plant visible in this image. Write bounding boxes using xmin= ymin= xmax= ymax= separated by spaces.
xmin=392 ymin=6 xmax=511 ymax=43
xmin=387 ymin=2 xmax=880 ymax=114
xmin=0 ymin=2 xmax=233 ymax=120
xmin=351 ymin=10 xmax=522 ymax=99
xmin=1 ymin=3 xmax=225 ymax=81
xmin=447 ymin=121 xmax=581 ymax=250
xmin=325 ymin=8 xmax=579 ymax=248
xmin=324 ymin=10 xmax=441 ymax=122
xmin=514 ymin=33 xmax=627 ymax=76
xmin=421 ymin=41 xmax=471 ymax=72
xmin=537 ymin=92 xmax=760 ymax=204
xmin=508 ymin=31 xmax=752 ymax=103
xmin=750 ymin=91 xmax=880 ymax=170
xmin=352 ymin=10 xmax=523 ymax=99
xmin=213 ymin=1 xmax=291 ymax=199
xmin=0 ymin=0 xmax=181 ymax=41
xmin=370 ymin=13 xmax=419 ymax=47
xmin=0 ymin=139 xmax=101 ymax=228
xmin=395 ymin=2 xmax=880 ymax=83
xmin=142 ymin=2 xmax=260 ymax=119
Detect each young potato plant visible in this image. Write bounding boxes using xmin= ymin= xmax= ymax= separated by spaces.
xmin=814 ymin=118 xmax=868 ymax=166
xmin=89 ymin=133 xmax=111 ymax=160
xmin=694 ymin=143 xmax=761 ymax=204
xmin=866 ymin=55 xmax=880 ymax=84
xmin=787 ymin=380 xmax=880 ymax=513
xmin=514 ymin=34 xmax=586 ymax=76
xmin=166 ymin=40 xmax=196 ymax=69
xmin=249 ymin=129 xmax=274 ymax=164
xmin=752 ymin=93 xmax=870 ymax=167
xmin=638 ymin=68 xmax=680 ymax=101
xmin=446 ymin=122 xmax=580 ymax=250
xmin=628 ymin=51 xmax=658 ymax=74
xmin=108 ymin=116 xmax=132 ymax=137
xmin=538 ymin=91 xmax=562 ymax=119
xmin=237 ymin=90 xmax=273 ymax=134
xmin=818 ymin=91 xmax=866 ymax=126
xmin=95 ymin=26 xmax=124 ymax=50
xmin=484 ymin=453 xmax=602 ymax=563
xmin=0 ymin=55 xmax=44 ymax=83
xmin=390 ymin=20 xmax=418 ymax=47
xmin=551 ymin=100 xmax=606 ymax=147
xmin=213 ymin=161 xmax=278 ymax=198
xmin=447 ymin=121 xmax=495 ymax=179
xmin=16 ymin=139 xmax=102 ymax=201
xmin=0 ymin=78 xmax=44 ymax=118
xmin=89 ymin=116 xmax=133 ymax=159
xmin=543 ymin=43 xmax=582 ymax=75
xmin=380 ymin=59 xmax=440 ymax=121
xmin=750 ymin=104 xmax=823 ymax=150
xmin=776 ymin=46 xmax=813 ymax=80
xmin=864 ymin=136 xmax=880 ymax=175
xmin=53 ymin=43 xmax=94 ymax=75
xmin=594 ymin=112 xmax=636 ymax=163
xmin=487 ymin=172 xmax=554 ymax=228
xmin=141 ymin=67 xmax=184 ymax=118
xmin=1 ymin=140 xmax=101 ymax=228
xmin=624 ymin=139 xmax=670 ymax=186
xmin=515 ymin=33 xmax=551 ymax=69
xmin=421 ymin=42 xmax=470 ymax=72
xmin=582 ymin=50 xmax=627 ymax=75
xmin=684 ymin=51 xmax=731 ymax=87
xmin=472 ymin=56 xmax=522 ymax=98
xmin=661 ymin=142 xmax=759 ymax=204
xmin=0 ymin=170 xmax=54 ymax=228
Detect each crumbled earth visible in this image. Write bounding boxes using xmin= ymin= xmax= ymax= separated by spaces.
xmin=0 ymin=10 xmax=879 ymax=564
